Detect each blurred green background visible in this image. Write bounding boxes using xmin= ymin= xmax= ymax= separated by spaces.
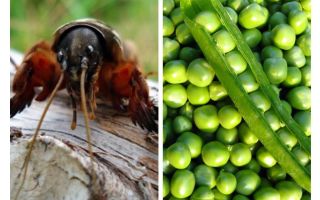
xmin=10 ymin=0 xmax=158 ymax=76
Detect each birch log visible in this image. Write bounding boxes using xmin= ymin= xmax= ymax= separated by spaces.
xmin=10 ymin=50 xmax=158 ymax=200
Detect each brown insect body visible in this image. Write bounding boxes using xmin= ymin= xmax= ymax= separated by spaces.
xmin=11 ymin=19 xmax=158 ymax=132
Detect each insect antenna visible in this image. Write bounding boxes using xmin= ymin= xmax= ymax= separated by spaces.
xmin=14 ymin=74 xmax=64 ymax=200
xmin=80 ymin=59 xmax=95 ymax=179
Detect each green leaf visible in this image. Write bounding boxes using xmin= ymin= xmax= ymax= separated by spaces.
xmin=181 ymin=0 xmax=310 ymax=192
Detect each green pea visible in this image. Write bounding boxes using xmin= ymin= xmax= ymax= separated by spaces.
xmin=239 ymin=3 xmax=269 ymax=29
xmin=213 ymin=28 xmax=236 ymax=53
xmin=301 ymin=0 xmax=311 ymax=11
xmin=292 ymin=145 xmax=310 ymax=166
xmin=254 ymin=187 xmax=280 ymax=200
xmin=261 ymin=31 xmax=272 ymax=46
xmin=163 ymin=84 xmax=187 ymax=108
xmin=194 ymin=11 xmax=221 ymax=34
xmin=293 ymin=111 xmax=311 ymax=136
xmin=170 ymin=169 xmax=195 ymax=198
xmin=286 ymin=86 xmax=310 ymax=110
xmin=242 ymin=28 xmax=262 ymax=48
xmin=167 ymin=142 xmax=191 ymax=169
xmin=256 ymin=146 xmax=277 ymax=168
xmin=297 ymin=32 xmax=311 ymax=56
xmin=202 ymin=141 xmax=230 ymax=167
xmin=164 ymin=60 xmax=188 ymax=84
xmin=263 ymin=57 xmax=287 ymax=84
xmin=216 ymin=171 xmax=237 ymax=195
xmin=277 ymin=127 xmax=297 ymax=150
xmin=187 ymin=84 xmax=210 ymax=105
xmin=236 ymin=169 xmax=261 ymax=195
xmin=187 ymin=58 xmax=215 ymax=87
xmin=163 ymin=148 xmax=175 ymax=174
xmin=271 ymin=24 xmax=296 ymax=50
xmin=261 ymin=45 xmax=283 ymax=60
xmin=239 ymin=122 xmax=259 ymax=145
xmin=164 ymin=37 xmax=180 ymax=63
xmin=227 ymin=0 xmax=249 ymax=12
xmin=179 ymin=47 xmax=202 ymax=63
xmin=194 ymin=105 xmax=220 ymax=133
xmin=284 ymin=46 xmax=306 ymax=68
xmin=300 ymin=65 xmax=311 ymax=87
xmin=170 ymin=7 xmax=183 ymax=26
xmin=209 ymin=81 xmax=228 ymax=101
xmin=163 ymin=16 xmax=175 ymax=37
xmin=225 ymin=7 xmax=238 ymax=24
xmin=268 ymin=12 xmax=287 ymax=29
xmin=267 ymin=164 xmax=286 ymax=182
xmin=243 ymin=159 xmax=261 ymax=173
xmin=281 ymin=1 xmax=302 ymax=15
xmin=249 ymin=90 xmax=271 ymax=112
xmin=163 ymin=175 xmax=170 ymax=197
xmin=218 ymin=105 xmax=242 ymax=129
xmin=163 ymin=0 xmax=175 ymax=15
xmin=282 ymin=67 xmax=302 ymax=87
xmin=216 ymin=127 xmax=238 ymax=145
xmin=179 ymin=102 xmax=194 ymax=120
xmin=230 ymin=143 xmax=252 ymax=166
xmin=238 ymin=70 xmax=259 ymax=93
xmin=226 ymin=50 xmax=247 ymax=74
xmin=177 ymin=132 xmax=203 ymax=158
xmin=190 ymin=186 xmax=215 ymax=200
xmin=288 ymin=10 xmax=308 ymax=34
xmin=264 ymin=109 xmax=281 ymax=131
xmin=193 ymin=164 xmax=218 ymax=189
xmin=176 ymin=23 xmax=194 ymax=45
xmin=173 ymin=115 xmax=192 ymax=134
xmin=275 ymin=181 xmax=303 ymax=200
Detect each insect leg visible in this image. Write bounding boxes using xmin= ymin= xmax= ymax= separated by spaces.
xmin=69 ymin=90 xmax=77 ymax=130
xmin=88 ymin=67 xmax=100 ymax=120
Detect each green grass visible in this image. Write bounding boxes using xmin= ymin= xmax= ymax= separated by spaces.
xmin=10 ymin=0 xmax=158 ymax=76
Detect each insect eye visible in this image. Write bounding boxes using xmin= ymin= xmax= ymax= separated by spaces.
xmin=86 ymin=45 xmax=94 ymax=55
xmin=57 ymin=51 xmax=64 ymax=63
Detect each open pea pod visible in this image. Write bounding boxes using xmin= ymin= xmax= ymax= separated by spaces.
xmin=181 ymin=0 xmax=310 ymax=192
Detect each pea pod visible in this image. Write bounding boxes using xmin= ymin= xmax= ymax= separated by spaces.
xmin=180 ymin=0 xmax=310 ymax=192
